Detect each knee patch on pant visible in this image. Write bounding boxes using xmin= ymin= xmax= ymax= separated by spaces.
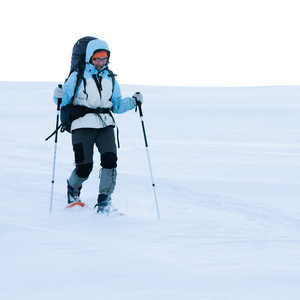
xmin=101 ymin=152 xmax=117 ymax=169
xmin=76 ymin=163 xmax=93 ymax=178
xmin=73 ymin=143 xmax=84 ymax=164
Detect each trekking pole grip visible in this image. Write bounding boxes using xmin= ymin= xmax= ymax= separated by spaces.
xmin=134 ymin=92 xmax=143 ymax=117
xmin=57 ymin=84 xmax=62 ymax=110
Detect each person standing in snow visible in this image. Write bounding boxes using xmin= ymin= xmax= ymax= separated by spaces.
xmin=53 ymin=38 xmax=143 ymax=213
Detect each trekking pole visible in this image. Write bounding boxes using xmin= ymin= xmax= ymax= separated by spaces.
xmin=49 ymin=85 xmax=62 ymax=213
xmin=134 ymin=93 xmax=160 ymax=219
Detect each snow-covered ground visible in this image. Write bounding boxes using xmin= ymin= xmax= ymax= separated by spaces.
xmin=0 ymin=81 xmax=299 ymax=299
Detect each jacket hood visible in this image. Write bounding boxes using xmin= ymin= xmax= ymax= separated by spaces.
xmin=85 ymin=39 xmax=110 ymax=63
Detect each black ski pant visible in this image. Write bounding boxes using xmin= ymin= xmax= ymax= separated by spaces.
xmin=68 ymin=127 xmax=117 ymax=194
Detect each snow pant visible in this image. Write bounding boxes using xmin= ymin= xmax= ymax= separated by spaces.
xmin=68 ymin=127 xmax=117 ymax=196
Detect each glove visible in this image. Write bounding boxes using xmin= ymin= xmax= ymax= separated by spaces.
xmin=53 ymin=85 xmax=64 ymax=99
xmin=132 ymin=92 xmax=143 ymax=106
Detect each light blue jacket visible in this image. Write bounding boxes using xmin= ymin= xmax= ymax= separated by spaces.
xmin=53 ymin=39 xmax=135 ymax=130
xmin=60 ymin=66 xmax=135 ymax=113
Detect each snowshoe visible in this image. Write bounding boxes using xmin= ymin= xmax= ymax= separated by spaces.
xmin=67 ymin=180 xmax=82 ymax=204
xmin=94 ymin=193 xmax=112 ymax=214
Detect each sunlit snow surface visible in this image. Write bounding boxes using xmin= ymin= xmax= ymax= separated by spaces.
xmin=0 ymin=82 xmax=299 ymax=299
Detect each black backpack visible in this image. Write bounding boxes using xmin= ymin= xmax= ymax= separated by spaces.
xmin=46 ymin=37 xmax=116 ymax=141
xmin=60 ymin=36 xmax=116 ymax=133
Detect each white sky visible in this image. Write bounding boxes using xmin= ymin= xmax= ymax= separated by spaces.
xmin=1 ymin=0 xmax=299 ymax=87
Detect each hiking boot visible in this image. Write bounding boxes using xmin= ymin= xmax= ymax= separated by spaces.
xmin=67 ymin=180 xmax=82 ymax=204
xmin=94 ymin=193 xmax=111 ymax=213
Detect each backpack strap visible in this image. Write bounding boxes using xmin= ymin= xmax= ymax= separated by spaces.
xmin=107 ymin=69 xmax=116 ymax=101
xmin=95 ymin=68 xmax=119 ymax=147
xmin=106 ymin=69 xmax=120 ymax=147
xmin=107 ymin=69 xmax=116 ymax=87
xmin=58 ymin=66 xmax=86 ymax=133
xmin=92 ymin=73 xmax=102 ymax=98
xmin=72 ymin=64 xmax=86 ymax=101
xmin=45 ymin=124 xmax=62 ymax=141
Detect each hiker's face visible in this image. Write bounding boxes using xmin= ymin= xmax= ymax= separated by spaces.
xmin=92 ymin=57 xmax=108 ymax=70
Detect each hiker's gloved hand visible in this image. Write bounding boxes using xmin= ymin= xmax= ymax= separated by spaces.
xmin=53 ymin=86 xmax=64 ymax=99
xmin=132 ymin=92 xmax=143 ymax=106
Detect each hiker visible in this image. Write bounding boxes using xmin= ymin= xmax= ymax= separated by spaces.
xmin=53 ymin=37 xmax=143 ymax=213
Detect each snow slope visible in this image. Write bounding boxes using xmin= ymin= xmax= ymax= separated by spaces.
xmin=0 ymin=82 xmax=300 ymax=299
